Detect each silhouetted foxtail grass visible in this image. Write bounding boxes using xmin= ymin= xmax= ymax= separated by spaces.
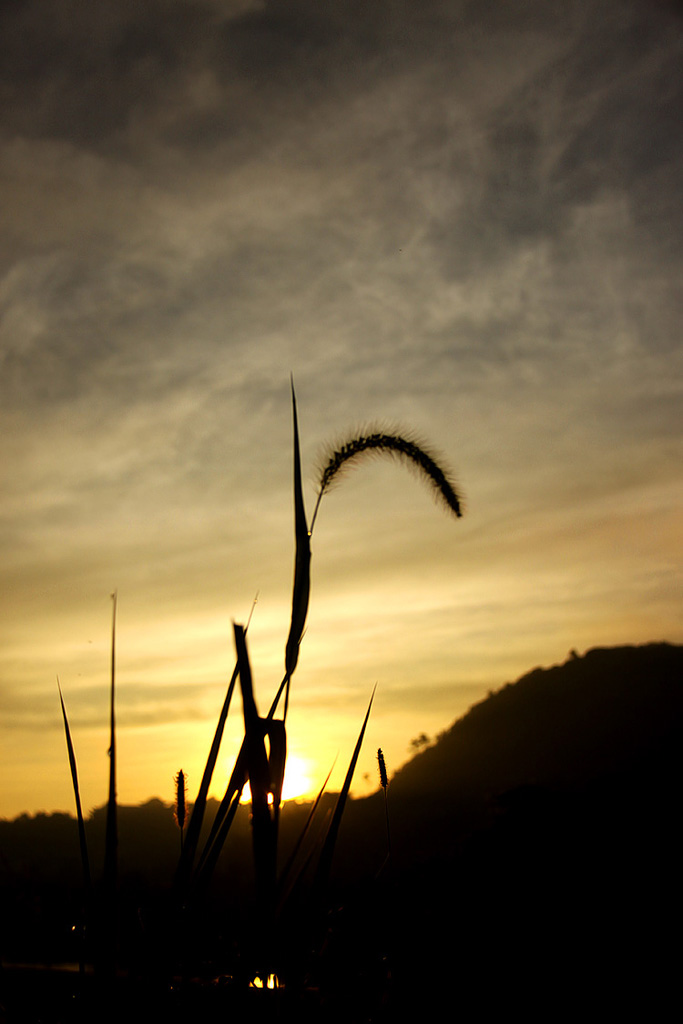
xmin=377 ymin=748 xmax=392 ymax=868
xmin=377 ymin=748 xmax=388 ymax=790
xmin=174 ymin=770 xmax=187 ymax=852
xmin=310 ymin=428 xmax=463 ymax=533
xmin=56 ymin=384 xmax=463 ymax=1011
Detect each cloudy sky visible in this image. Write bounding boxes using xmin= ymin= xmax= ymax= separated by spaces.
xmin=1 ymin=0 xmax=681 ymax=819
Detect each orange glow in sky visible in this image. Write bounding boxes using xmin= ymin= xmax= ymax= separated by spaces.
xmin=239 ymin=756 xmax=314 ymax=805
xmin=1 ymin=0 xmax=681 ymax=822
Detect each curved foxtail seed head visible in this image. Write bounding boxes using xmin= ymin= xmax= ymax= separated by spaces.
xmin=311 ymin=428 xmax=463 ymax=532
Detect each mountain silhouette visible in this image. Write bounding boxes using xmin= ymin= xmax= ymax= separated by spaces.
xmin=368 ymin=642 xmax=683 ymax=1018
xmin=393 ymin=641 xmax=682 ymax=796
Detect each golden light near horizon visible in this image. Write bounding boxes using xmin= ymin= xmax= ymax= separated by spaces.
xmin=280 ymin=756 xmax=314 ymax=802
xmin=239 ymin=755 xmax=314 ymax=805
xmin=0 ymin=0 xmax=681 ymax=823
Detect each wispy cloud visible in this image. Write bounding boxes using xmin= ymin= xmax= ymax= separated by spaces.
xmin=1 ymin=0 xmax=681 ymax=816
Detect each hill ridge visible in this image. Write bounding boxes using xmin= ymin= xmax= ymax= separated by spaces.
xmin=389 ymin=640 xmax=682 ymax=798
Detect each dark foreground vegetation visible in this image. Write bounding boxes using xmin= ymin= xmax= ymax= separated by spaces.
xmin=3 ymin=393 xmax=468 ymax=1023
xmin=2 ymin=642 xmax=681 ymax=1022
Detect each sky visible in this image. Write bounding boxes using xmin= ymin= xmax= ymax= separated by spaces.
xmin=1 ymin=0 xmax=681 ymax=820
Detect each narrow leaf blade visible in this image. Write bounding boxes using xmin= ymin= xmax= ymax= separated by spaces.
xmin=283 ymin=380 xmax=311 ymax=712
xmin=315 ymin=687 xmax=376 ymax=893
xmin=57 ymin=678 xmax=91 ymax=892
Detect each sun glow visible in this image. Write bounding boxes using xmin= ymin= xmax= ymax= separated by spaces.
xmin=239 ymin=755 xmax=313 ymax=805
xmin=250 ymin=974 xmax=280 ymax=989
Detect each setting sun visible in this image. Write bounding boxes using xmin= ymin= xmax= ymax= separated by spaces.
xmin=281 ymin=756 xmax=313 ymax=801
xmin=239 ymin=755 xmax=313 ymax=805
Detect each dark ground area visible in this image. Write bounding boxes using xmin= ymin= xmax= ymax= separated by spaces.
xmin=2 ymin=643 xmax=681 ymax=1021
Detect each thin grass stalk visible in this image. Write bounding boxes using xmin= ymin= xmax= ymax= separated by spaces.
xmin=314 ymin=686 xmax=376 ymax=896
xmin=276 ymin=760 xmax=336 ymax=912
xmin=175 ymin=770 xmax=187 ymax=854
xmin=234 ymin=624 xmax=279 ymax=986
xmin=104 ymin=592 xmax=117 ymax=885
xmin=194 ymin=784 xmax=244 ymax=892
xmin=193 ymin=748 xmax=247 ymax=879
xmin=100 ymin=590 xmax=118 ymax=981
xmin=175 ymin=660 xmax=240 ymax=893
xmin=235 ymin=623 xmax=277 ymax=904
xmin=265 ymin=720 xmax=287 ymax=806
xmin=265 ymin=718 xmax=287 ymax=839
xmin=178 ymin=596 xmax=258 ymax=894
xmin=377 ymin=748 xmax=392 ymax=866
xmin=57 ymin=677 xmax=91 ymax=981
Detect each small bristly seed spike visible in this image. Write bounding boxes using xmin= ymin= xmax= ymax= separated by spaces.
xmin=174 ymin=770 xmax=187 ymax=831
xmin=377 ymin=748 xmax=388 ymax=790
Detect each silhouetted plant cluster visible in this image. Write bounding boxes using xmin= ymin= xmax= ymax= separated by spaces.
xmin=51 ymin=384 xmax=462 ymax=1020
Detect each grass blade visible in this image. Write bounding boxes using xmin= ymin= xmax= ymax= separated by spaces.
xmin=175 ymin=660 xmax=240 ymax=894
xmin=193 ymin=686 xmax=286 ymax=890
xmin=234 ymin=622 xmax=277 ymax=908
xmin=265 ymin=718 xmax=287 ymax=839
xmin=277 ymin=759 xmax=336 ymax=909
xmin=283 ymin=378 xmax=311 ymax=718
xmin=57 ymin=678 xmax=91 ymax=892
xmin=57 ymin=677 xmax=92 ymax=980
xmin=99 ymin=590 xmax=118 ymax=980
xmin=178 ymin=595 xmax=258 ymax=894
xmin=104 ymin=592 xmax=117 ymax=888
xmin=194 ymin=777 xmax=244 ymax=891
xmin=314 ymin=686 xmax=376 ymax=895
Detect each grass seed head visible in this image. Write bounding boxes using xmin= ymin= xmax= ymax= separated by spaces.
xmin=377 ymin=748 xmax=388 ymax=790
xmin=316 ymin=429 xmax=463 ymax=520
xmin=174 ymin=769 xmax=187 ymax=831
